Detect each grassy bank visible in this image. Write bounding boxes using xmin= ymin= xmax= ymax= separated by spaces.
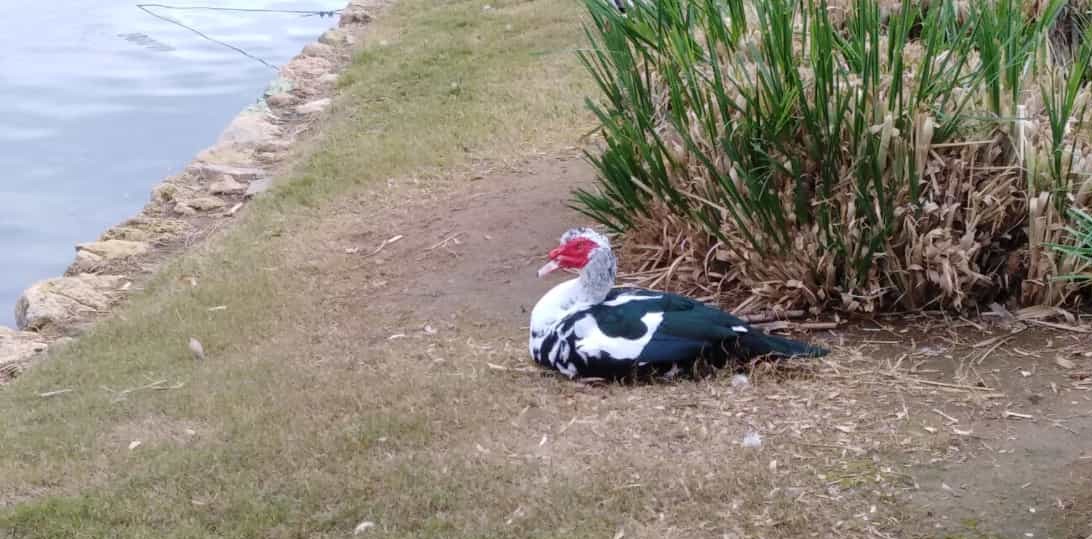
xmin=7 ymin=0 xmax=1071 ymax=537
xmin=0 ymin=0 xmax=595 ymax=535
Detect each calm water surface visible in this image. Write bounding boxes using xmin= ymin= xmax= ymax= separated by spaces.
xmin=0 ymin=1 xmax=342 ymax=327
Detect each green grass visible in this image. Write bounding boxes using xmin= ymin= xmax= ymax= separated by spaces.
xmin=1049 ymin=207 xmax=1092 ymax=281
xmin=0 ymin=0 xmax=596 ymax=536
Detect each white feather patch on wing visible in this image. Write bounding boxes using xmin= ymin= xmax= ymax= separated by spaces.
xmin=601 ymin=293 xmax=662 ymax=307
xmin=731 ymin=325 xmax=748 ymax=333
xmin=572 ymin=312 xmax=664 ymax=360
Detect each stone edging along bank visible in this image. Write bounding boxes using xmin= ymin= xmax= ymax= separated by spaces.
xmin=0 ymin=0 xmax=385 ymax=381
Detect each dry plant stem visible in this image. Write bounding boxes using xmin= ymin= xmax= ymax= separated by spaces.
xmin=102 ymin=379 xmax=185 ymax=403
xmin=974 ymin=330 xmax=1026 ymax=365
xmin=738 ymin=310 xmax=807 ymax=322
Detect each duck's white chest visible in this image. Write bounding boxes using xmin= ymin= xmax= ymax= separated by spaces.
xmin=528 ymin=279 xmax=584 ymax=364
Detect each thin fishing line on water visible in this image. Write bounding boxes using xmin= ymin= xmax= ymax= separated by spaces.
xmin=136 ymin=4 xmax=342 ymax=17
xmin=134 ymin=3 xmax=343 ymax=70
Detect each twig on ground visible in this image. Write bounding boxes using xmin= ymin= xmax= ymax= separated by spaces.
xmin=932 ymin=408 xmax=959 ymax=424
xmin=1003 ymin=411 xmax=1035 ymax=420
xmin=104 ymin=378 xmax=185 ymax=402
xmin=1025 ymin=319 xmax=1089 ymax=333
xmin=738 ymin=310 xmax=807 ymax=323
xmin=878 ymin=371 xmax=997 ymax=392
xmin=427 ymin=232 xmax=464 ymax=251
xmin=39 ymin=389 xmax=73 ymax=398
xmin=974 ymin=331 xmax=1024 ymax=365
xmin=350 ymin=234 xmax=404 ymax=257
xmin=755 ymin=320 xmax=840 ymax=332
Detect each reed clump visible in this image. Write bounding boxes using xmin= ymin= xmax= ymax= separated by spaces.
xmin=574 ymin=0 xmax=1092 ymax=313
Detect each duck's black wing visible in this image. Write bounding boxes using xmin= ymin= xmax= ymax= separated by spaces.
xmin=544 ymin=287 xmax=827 ymax=379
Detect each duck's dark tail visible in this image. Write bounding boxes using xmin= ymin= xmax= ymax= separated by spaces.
xmin=736 ymin=331 xmax=829 ymax=360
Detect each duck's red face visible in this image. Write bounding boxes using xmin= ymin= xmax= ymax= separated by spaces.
xmin=537 ymin=237 xmax=598 ymax=278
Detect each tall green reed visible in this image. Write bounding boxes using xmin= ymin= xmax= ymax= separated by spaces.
xmin=574 ymin=0 xmax=1091 ymax=307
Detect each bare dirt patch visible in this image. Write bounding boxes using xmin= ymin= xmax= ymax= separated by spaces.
xmin=275 ymin=149 xmax=1092 ymax=538
xmin=252 ymin=153 xmax=910 ymax=535
xmin=292 ymin=152 xmax=599 ymax=343
xmin=6 ymin=146 xmax=1089 ymax=537
xmin=852 ymin=323 xmax=1092 ymax=538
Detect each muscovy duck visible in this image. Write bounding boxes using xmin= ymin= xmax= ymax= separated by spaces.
xmin=529 ymin=228 xmax=829 ymax=379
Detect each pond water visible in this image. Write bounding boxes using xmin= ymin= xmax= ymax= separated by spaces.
xmin=0 ymin=1 xmax=343 ymax=327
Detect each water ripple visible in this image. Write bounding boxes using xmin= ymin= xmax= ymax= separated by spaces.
xmin=0 ymin=0 xmax=344 ymax=325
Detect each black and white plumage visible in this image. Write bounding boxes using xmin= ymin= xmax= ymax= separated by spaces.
xmin=529 ymin=228 xmax=829 ymax=380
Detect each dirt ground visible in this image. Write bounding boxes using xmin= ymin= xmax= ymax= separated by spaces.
xmin=266 ymin=149 xmax=1092 ymax=538
xmin=847 ymin=322 xmax=1092 ymax=538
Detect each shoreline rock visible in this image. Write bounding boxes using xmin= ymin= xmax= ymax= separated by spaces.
xmin=70 ymin=240 xmax=150 ymax=274
xmin=297 ymin=98 xmax=333 ymax=115
xmin=15 ymin=274 xmax=128 ymax=336
xmin=0 ymin=327 xmax=50 ymax=379
xmin=209 ymin=175 xmax=247 ymax=195
xmin=0 ymin=0 xmax=386 ymax=382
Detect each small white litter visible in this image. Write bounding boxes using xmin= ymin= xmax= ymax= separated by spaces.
xmin=742 ymin=432 xmax=762 ymax=448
